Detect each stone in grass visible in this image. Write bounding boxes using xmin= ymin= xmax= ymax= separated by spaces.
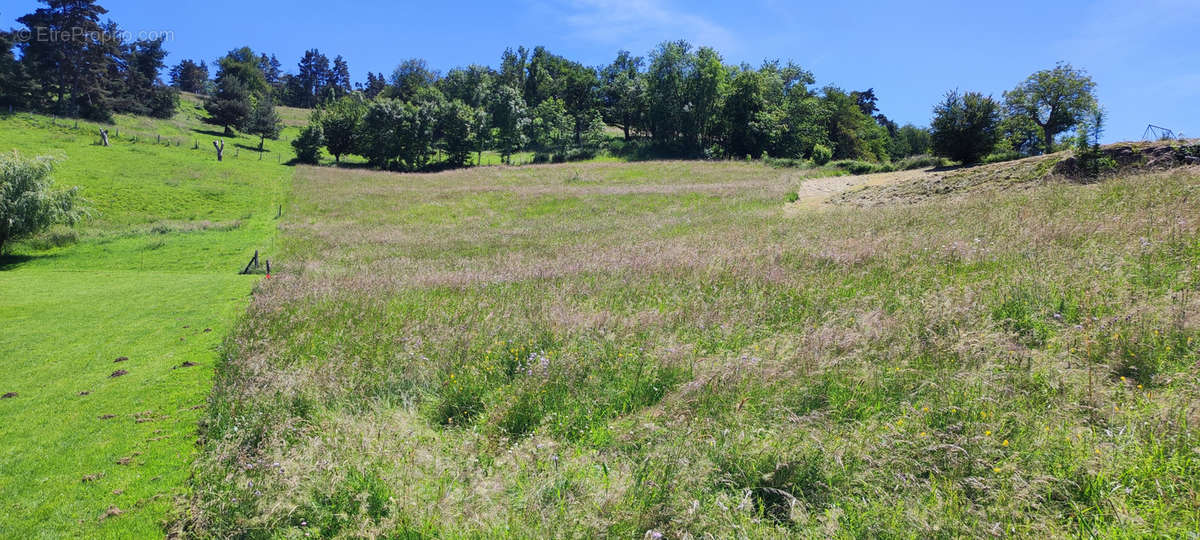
xmin=110 ymin=369 xmax=128 ymax=378
xmin=1 ymin=392 xmax=16 ymax=399
xmin=113 ymin=356 xmax=129 ymax=363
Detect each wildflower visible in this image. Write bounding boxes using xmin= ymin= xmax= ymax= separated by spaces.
xmin=920 ymin=432 xmax=927 ymax=437
xmin=1120 ymin=376 xmax=1126 ymax=382
xmin=1002 ymin=439 xmax=1009 ymax=447
xmin=993 ymin=467 xmax=1001 ymax=473
xmin=922 ymin=406 xmax=929 ymax=412
xmin=985 ymin=430 xmax=992 ymax=436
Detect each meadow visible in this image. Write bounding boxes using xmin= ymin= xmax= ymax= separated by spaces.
xmin=0 ymin=101 xmax=294 ymax=537
xmin=183 ymin=157 xmax=1200 ymax=537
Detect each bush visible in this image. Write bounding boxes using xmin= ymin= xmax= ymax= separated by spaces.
xmin=811 ymin=144 xmax=833 ymax=165
xmin=830 ymin=159 xmax=894 ymax=175
xmin=763 ymin=156 xmax=812 ymax=169
xmin=930 ymin=90 xmax=1001 ymax=164
xmin=894 ymin=154 xmax=950 ymax=170
xmin=0 ymin=153 xmax=85 ymax=255
xmin=292 ymin=123 xmax=324 ymax=164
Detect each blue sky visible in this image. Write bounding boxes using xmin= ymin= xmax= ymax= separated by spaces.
xmin=4 ymin=0 xmax=1198 ymax=142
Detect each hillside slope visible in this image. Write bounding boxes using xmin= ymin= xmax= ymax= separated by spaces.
xmin=184 ymin=158 xmax=1200 ymax=537
xmin=0 ymin=103 xmax=295 ymax=537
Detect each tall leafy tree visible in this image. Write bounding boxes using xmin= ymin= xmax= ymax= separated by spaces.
xmin=361 ymin=72 xmax=387 ymax=99
xmin=686 ymin=47 xmax=728 ymax=151
xmin=645 ymin=40 xmax=691 ymax=150
xmin=16 ymin=0 xmax=111 ymax=118
xmin=599 ymin=51 xmax=646 ymax=140
xmin=488 ymin=84 xmax=529 ymax=163
xmin=389 ymin=58 xmax=439 ymax=102
xmin=317 ymin=94 xmax=367 ymax=163
xmin=328 ymin=56 xmax=352 ymax=99
xmin=1004 ymin=63 xmax=1097 ymax=154
xmin=930 ymin=89 xmax=1001 ymax=164
xmin=437 ymin=100 xmax=477 ymax=168
xmin=296 ymin=49 xmax=331 ymax=108
xmin=528 ymin=97 xmax=571 ymax=151
xmin=215 ymin=47 xmax=269 ymax=97
xmin=0 ymin=31 xmax=34 ymax=109
xmin=170 ymin=59 xmax=210 ymax=93
xmin=205 ymin=76 xmax=252 ymax=135
xmin=247 ymin=95 xmax=282 ymax=150
xmin=358 ymin=98 xmax=437 ymax=170
xmin=438 ymin=65 xmax=494 ymax=109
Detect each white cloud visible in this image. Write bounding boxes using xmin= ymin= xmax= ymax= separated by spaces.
xmin=551 ymin=0 xmax=736 ymax=52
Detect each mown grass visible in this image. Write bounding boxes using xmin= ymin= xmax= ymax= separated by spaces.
xmin=0 ymin=101 xmax=292 ymax=536
xmin=185 ymin=156 xmax=1200 ymax=537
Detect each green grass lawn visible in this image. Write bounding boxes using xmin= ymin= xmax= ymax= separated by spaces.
xmin=0 ymin=101 xmax=293 ymax=537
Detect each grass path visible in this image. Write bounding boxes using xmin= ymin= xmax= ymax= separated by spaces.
xmin=0 ymin=103 xmax=294 ymax=536
xmin=0 ymin=270 xmax=255 ymax=537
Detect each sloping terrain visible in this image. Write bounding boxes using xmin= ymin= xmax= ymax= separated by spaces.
xmin=0 ymin=105 xmax=293 ymax=537
xmin=830 ymin=140 xmax=1200 ymax=207
xmin=185 ymin=158 xmax=1200 ymax=537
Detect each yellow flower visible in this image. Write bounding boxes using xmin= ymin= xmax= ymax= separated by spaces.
xmin=920 ymin=432 xmax=927 ymax=437
xmin=992 ymin=467 xmax=1001 ymax=473
xmin=1137 ymin=384 xmax=1143 ymax=389
xmin=1002 ymin=439 xmax=1009 ymax=447
xmin=1120 ymin=376 xmax=1126 ymax=382
xmin=985 ymin=430 xmax=992 ymax=436
xmin=896 ymin=419 xmax=904 ymax=426
xmin=922 ymin=406 xmax=929 ymax=412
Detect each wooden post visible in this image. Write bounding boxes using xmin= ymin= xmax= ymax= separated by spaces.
xmin=99 ymin=128 xmax=109 ymax=147
xmin=240 ymin=250 xmax=260 ymax=274
xmin=213 ymin=140 xmax=224 ymax=161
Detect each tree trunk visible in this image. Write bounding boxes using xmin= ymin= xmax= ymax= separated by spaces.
xmin=0 ymin=236 xmax=6 ymax=256
xmin=213 ymin=140 xmax=224 ymax=161
xmin=1042 ymin=125 xmax=1054 ymax=155
xmin=99 ymin=129 xmax=109 ymax=147
xmin=259 ymin=135 xmax=265 ymax=152
xmin=623 ymin=124 xmax=630 ymax=141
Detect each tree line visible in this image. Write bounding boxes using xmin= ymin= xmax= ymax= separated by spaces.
xmin=285 ymin=43 xmax=942 ymax=171
xmin=2 ymin=0 xmax=1102 ymax=172
xmin=1 ymin=0 xmax=178 ymax=121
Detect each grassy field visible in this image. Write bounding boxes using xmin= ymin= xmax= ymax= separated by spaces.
xmin=0 ymin=101 xmax=294 ymax=537
xmin=183 ymin=158 xmax=1200 ymax=537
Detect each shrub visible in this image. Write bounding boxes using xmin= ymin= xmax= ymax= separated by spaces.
xmin=292 ymin=123 xmax=324 ymax=164
xmin=811 ymin=144 xmax=833 ymax=165
xmin=831 ymin=159 xmax=894 ymax=175
xmin=894 ymin=154 xmax=950 ymax=170
xmin=0 ymin=153 xmax=85 ymax=254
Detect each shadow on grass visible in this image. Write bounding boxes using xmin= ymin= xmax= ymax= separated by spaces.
xmin=0 ymin=253 xmax=53 ymax=271
xmin=191 ymin=127 xmax=231 ymax=139
xmin=233 ymin=143 xmax=271 ymax=153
